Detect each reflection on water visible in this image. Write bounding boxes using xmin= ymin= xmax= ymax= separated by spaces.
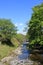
xmin=18 ymin=43 xmax=29 ymax=60
xmin=18 ymin=42 xmax=43 ymax=65
xmin=10 ymin=42 xmax=43 ymax=65
xmin=10 ymin=42 xmax=34 ymax=65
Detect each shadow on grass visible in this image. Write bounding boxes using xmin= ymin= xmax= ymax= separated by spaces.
xmin=1 ymin=39 xmax=14 ymax=47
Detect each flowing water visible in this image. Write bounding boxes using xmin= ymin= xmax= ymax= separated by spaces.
xmin=0 ymin=42 xmax=42 ymax=65
xmin=9 ymin=42 xmax=34 ymax=65
xmin=9 ymin=42 xmax=43 ymax=65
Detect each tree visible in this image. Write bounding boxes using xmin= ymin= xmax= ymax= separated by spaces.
xmin=0 ymin=19 xmax=17 ymax=41
xmin=27 ymin=4 xmax=43 ymax=48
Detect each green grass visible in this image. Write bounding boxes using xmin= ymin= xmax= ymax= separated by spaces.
xmin=0 ymin=38 xmax=20 ymax=60
xmin=0 ymin=34 xmax=25 ymax=60
xmin=16 ymin=34 xmax=26 ymax=43
xmin=0 ymin=45 xmax=16 ymax=60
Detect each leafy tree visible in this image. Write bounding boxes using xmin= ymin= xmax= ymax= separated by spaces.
xmin=0 ymin=19 xmax=17 ymax=41
xmin=27 ymin=4 xmax=43 ymax=48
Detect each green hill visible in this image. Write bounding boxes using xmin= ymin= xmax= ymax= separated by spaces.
xmin=16 ymin=33 xmax=26 ymax=43
xmin=0 ymin=34 xmax=26 ymax=60
xmin=0 ymin=38 xmax=20 ymax=60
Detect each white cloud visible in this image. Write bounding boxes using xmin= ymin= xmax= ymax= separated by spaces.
xmin=15 ymin=23 xmax=18 ymax=26
xmin=19 ymin=23 xmax=23 ymax=26
xmin=15 ymin=23 xmax=27 ymax=35
xmin=15 ymin=23 xmax=23 ymax=26
xmin=21 ymin=32 xmax=26 ymax=35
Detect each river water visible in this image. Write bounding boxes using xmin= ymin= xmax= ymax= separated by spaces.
xmin=9 ymin=42 xmax=43 ymax=65
xmin=0 ymin=42 xmax=42 ymax=65
xmin=9 ymin=42 xmax=34 ymax=65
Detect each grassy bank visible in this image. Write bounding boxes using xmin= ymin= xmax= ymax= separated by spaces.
xmin=0 ymin=34 xmax=25 ymax=60
xmin=0 ymin=38 xmax=20 ymax=60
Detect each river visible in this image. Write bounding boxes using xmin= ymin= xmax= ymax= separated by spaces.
xmin=0 ymin=42 xmax=43 ymax=65
xmin=9 ymin=42 xmax=34 ymax=65
xmin=1 ymin=42 xmax=42 ymax=65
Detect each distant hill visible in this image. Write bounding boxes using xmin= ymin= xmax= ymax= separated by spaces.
xmin=16 ymin=33 xmax=26 ymax=43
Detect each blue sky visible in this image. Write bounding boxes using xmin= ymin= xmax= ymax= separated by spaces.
xmin=0 ymin=0 xmax=43 ymax=34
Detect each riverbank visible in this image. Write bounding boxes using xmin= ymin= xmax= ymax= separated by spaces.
xmin=0 ymin=42 xmax=42 ymax=65
xmin=0 ymin=43 xmax=34 ymax=65
xmin=0 ymin=33 xmax=26 ymax=61
xmin=0 ymin=38 xmax=20 ymax=61
xmin=0 ymin=46 xmax=21 ymax=65
xmin=0 ymin=45 xmax=17 ymax=61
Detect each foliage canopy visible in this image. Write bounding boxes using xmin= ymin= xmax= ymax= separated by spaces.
xmin=27 ymin=4 xmax=43 ymax=46
xmin=0 ymin=19 xmax=17 ymax=40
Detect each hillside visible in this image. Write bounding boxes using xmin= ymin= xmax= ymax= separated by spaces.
xmin=0 ymin=34 xmax=26 ymax=60
xmin=0 ymin=38 xmax=20 ymax=60
xmin=16 ymin=33 xmax=26 ymax=43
